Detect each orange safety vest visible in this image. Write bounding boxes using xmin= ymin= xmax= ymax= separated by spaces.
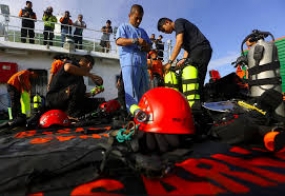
xmin=7 ymin=70 xmax=32 ymax=92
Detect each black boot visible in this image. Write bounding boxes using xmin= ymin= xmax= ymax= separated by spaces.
xmin=8 ymin=113 xmax=27 ymax=128
xmin=26 ymin=111 xmax=43 ymax=129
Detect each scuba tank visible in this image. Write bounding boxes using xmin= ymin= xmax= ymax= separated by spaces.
xmin=241 ymin=30 xmax=285 ymax=117
xmin=164 ymin=67 xmax=179 ymax=91
xmin=181 ymin=62 xmax=200 ymax=108
xmin=33 ymin=94 xmax=42 ymax=110
xmin=164 ymin=59 xmax=200 ymax=108
xmin=90 ymin=85 xmax=104 ymax=96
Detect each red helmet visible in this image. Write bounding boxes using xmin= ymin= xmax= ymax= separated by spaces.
xmin=39 ymin=109 xmax=71 ymax=128
xmin=134 ymin=87 xmax=195 ymax=134
xmin=99 ymin=99 xmax=121 ymax=114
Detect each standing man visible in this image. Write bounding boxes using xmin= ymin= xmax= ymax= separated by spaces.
xmin=156 ymin=35 xmax=164 ymax=61
xmin=45 ymin=55 xmax=103 ymax=119
xmin=115 ymin=4 xmax=152 ymax=113
xmin=73 ymin=14 xmax=87 ymax=49
xmin=157 ymin=18 xmax=212 ymax=112
xmin=149 ymin=33 xmax=156 ymax=49
xmin=100 ymin=20 xmax=113 ymax=53
xmin=59 ymin=11 xmax=73 ymax=47
xmin=42 ymin=6 xmax=57 ymax=46
xmin=6 ymin=69 xmax=37 ymax=125
xmin=18 ymin=1 xmax=37 ymax=44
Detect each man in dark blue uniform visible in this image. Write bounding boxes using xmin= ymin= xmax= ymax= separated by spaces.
xmin=157 ymin=17 xmax=212 ymax=111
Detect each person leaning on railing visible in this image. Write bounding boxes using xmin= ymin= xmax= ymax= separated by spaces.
xmin=59 ymin=11 xmax=73 ymax=47
xmin=73 ymin=14 xmax=87 ymax=50
xmin=100 ymin=20 xmax=113 ymax=53
xmin=18 ymin=1 xmax=37 ymax=44
xmin=42 ymin=6 xmax=57 ymax=46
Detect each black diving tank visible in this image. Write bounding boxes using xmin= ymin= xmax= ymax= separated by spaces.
xmin=246 ymin=30 xmax=285 ymax=117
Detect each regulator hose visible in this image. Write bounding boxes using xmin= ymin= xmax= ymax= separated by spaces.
xmin=241 ymin=29 xmax=275 ymax=56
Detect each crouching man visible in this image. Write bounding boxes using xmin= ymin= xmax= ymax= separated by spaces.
xmin=46 ymin=55 xmax=103 ymax=119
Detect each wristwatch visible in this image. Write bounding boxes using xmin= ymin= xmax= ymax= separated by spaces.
xmin=132 ymin=38 xmax=139 ymax=45
xmin=168 ymin=59 xmax=174 ymax=64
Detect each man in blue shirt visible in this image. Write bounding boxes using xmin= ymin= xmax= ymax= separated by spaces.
xmin=116 ymin=4 xmax=152 ymax=113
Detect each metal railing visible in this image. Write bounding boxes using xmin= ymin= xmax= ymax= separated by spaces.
xmin=0 ymin=13 xmax=119 ymax=54
xmin=0 ymin=13 xmax=170 ymax=59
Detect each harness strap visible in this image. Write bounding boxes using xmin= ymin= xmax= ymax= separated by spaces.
xmin=165 ymin=83 xmax=179 ymax=88
xmin=248 ymin=77 xmax=281 ymax=86
xmin=248 ymin=61 xmax=280 ymax=76
xmin=182 ymin=78 xmax=198 ymax=84
xmin=183 ymin=89 xmax=199 ymax=96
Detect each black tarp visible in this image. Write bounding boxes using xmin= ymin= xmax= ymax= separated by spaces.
xmin=0 ymin=126 xmax=284 ymax=195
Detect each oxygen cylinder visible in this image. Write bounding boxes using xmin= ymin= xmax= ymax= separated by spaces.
xmin=164 ymin=70 xmax=179 ymax=91
xmin=90 ymin=85 xmax=104 ymax=96
xmin=20 ymin=91 xmax=31 ymax=117
xmin=33 ymin=94 xmax=42 ymax=110
xmin=182 ymin=65 xmax=200 ymax=107
xmin=247 ymin=39 xmax=285 ymax=117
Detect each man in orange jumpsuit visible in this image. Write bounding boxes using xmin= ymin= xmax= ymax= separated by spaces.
xmin=7 ymin=69 xmax=37 ymax=121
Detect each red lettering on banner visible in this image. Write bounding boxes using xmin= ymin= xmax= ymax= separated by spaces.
xmin=143 ymin=175 xmax=226 ymax=195
xmin=75 ymin=127 xmax=84 ymax=133
xmin=213 ymin=154 xmax=285 ymax=183
xmin=251 ymin=147 xmax=268 ymax=152
xmin=56 ymin=135 xmax=76 ymax=142
xmin=177 ymin=158 xmax=251 ymax=193
xmin=102 ymin=133 xmax=109 ymax=138
xmin=28 ymin=192 xmax=44 ymax=196
xmin=79 ymin=134 xmax=107 ymax=139
xmin=15 ymin=130 xmax=36 ymax=138
xmin=56 ymin=128 xmax=71 ymax=134
xmin=71 ymin=179 xmax=125 ymax=196
xmin=88 ymin=126 xmax=112 ymax=131
xmin=79 ymin=135 xmax=91 ymax=139
xmin=229 ymin=146 xmax=251 ymax=155
xmin=275 ymin=153 xmax=285 ymax=160
xmin=92 ymin=134 xmax=102 ymax=139
xmin=42 ymin=131 xmax=53 ymax=135
xmin=30 ymin=137 xmax=53 ymax=144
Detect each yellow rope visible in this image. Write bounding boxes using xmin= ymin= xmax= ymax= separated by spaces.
xmin=237 ymin=101 xmax=266 ymax=115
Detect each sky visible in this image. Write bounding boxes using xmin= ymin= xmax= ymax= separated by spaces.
xmin=1 ymin=0 xmax=285 ymax=81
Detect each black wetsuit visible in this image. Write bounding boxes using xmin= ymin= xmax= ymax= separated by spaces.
xmin=46 ymin=63 xmax=99 ymax=117
xmin=174 ymin=18 xmax=212 ymax=102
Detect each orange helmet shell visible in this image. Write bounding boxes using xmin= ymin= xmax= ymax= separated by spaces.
xmin=135 ymin=87 xmax=195 ymax=134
